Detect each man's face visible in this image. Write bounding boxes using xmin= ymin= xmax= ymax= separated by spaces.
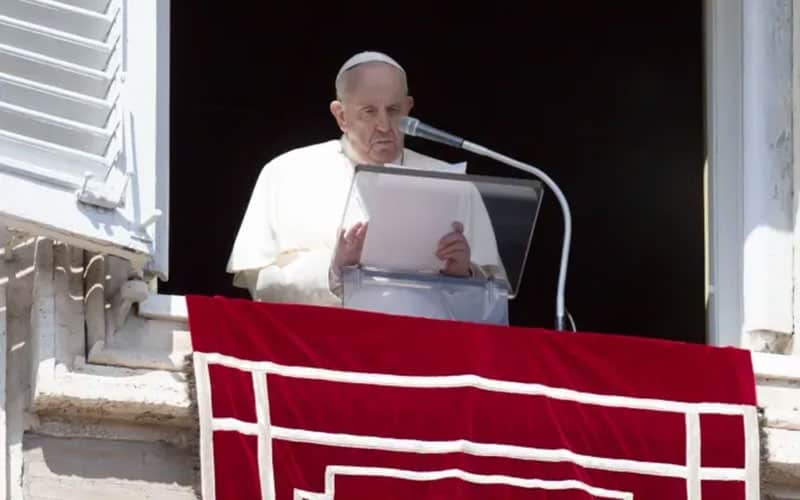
xmin=331 ymin=63 xmax=414 ymax=165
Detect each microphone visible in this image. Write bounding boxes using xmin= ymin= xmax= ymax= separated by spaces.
xmin=400 ymin=116 xmax=465 ymax=149
xmin=399 ymin=115 xmax=574 ymax=332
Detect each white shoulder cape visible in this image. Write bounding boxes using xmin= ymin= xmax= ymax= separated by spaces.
xmin=226 ymin=138 xmax=504 ymax=306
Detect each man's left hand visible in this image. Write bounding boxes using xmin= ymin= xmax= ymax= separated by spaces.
xmin=436 ymin=221 xmax=471 ymax=277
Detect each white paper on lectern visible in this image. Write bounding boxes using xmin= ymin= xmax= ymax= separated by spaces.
xmin=355 ymin=173 xmax=475 ymax=273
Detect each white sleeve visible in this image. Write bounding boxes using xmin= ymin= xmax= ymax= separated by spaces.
xmin=244 ymin=249 xmax=340 ymax=306
xmin=226 ymin=164 xmax=280 ymax=275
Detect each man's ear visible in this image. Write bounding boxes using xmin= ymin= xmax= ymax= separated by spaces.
xmin=405 ymin=95 xmax=414 ymax=114
xmin=330 ymin=100 xmax=347 ymax=132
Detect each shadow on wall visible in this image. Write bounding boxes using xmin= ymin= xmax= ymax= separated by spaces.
xmin=23 ymin=434 xmax=196 ymax=490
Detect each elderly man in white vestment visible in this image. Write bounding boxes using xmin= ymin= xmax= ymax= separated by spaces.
xmin=226 ymin=51 xmax=506 ymax=317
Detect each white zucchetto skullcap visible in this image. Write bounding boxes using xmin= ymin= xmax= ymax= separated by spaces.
xmin=335 ymin=51 xmax=405 ymax=85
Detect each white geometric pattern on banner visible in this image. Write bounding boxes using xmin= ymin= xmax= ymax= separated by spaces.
xmin=194 ymin=351 xmax=760 ymax=500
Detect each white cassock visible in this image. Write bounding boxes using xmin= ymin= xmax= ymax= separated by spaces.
xmin=226 ymin=136 xmax=507 ymax=321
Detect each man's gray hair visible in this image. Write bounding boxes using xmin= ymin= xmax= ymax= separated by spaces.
xmin=335 ymin=51 xmax=407 ymax=100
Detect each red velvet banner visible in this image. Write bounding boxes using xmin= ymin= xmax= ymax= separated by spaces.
xmin=187 ymin=295 xmax=759 ymax=500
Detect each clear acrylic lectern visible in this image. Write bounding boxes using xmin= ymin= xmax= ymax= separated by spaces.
xmin=334 ymin=164 xmax=543 ymax=325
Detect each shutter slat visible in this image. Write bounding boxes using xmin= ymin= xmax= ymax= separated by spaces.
xmin=0 ymin=72 xmax=114 ymax=127
xmin=0 ymin=101 xmax=115 ymax=156
xmin=57 ymin=0 xmax=112 ymax=15
xmin=0 ymin=0 xmax=117 ymax=42
xmin=0 ymin=44 xmax=114 ymax=99
xmin=0 ymin=129 xmax=111 ymax=181
xmin=0 ymin=15 xmax=114 ymax=71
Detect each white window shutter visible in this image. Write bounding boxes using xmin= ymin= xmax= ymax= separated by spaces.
xmin=0 ymin=0 xmax=170 ymax=278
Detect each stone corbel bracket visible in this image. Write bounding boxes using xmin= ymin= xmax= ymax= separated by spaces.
xmin=29 ymin=241 xmax=193 ymax=431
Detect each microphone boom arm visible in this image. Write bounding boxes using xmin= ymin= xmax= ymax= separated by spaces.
xmin=463 ymin=140 xmax=572 ymax=332
xmin=399 ymin=116 xmax=572 ymax=331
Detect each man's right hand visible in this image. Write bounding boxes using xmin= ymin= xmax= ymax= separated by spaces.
xmin=332 ymin=222 xmax=368 ymax=270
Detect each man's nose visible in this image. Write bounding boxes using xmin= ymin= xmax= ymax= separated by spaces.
xmin=375 ymin=110 xmax=391 ymax=132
